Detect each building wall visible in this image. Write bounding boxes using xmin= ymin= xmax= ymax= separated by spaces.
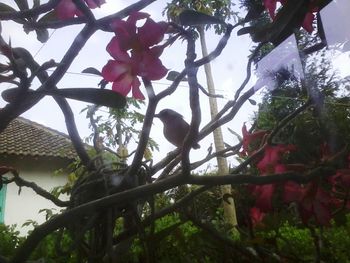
xmin=0 ymin=155 xmax=72 ymax=235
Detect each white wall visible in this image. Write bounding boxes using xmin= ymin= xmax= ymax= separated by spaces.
xmin=0 ymin=155 xmax=71 ymax=235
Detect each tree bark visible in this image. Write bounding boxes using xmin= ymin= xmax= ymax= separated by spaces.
xmin=198 ymin=26 xmax=238 ymax=228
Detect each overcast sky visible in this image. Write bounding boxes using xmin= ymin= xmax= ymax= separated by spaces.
xmin=3 ymin=0 xmax=348 ymax=170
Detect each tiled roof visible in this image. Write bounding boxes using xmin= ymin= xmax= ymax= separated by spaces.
xmin=0 ymin=117 xmax=78 ymax=160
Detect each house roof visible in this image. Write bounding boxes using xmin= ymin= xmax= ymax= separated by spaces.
xmin=0 ymin=117 xmax=78 ymax=160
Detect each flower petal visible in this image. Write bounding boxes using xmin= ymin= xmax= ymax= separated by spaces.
xmin=283 ymin=181 xmax=304 ymax=203
xmin=137 ymin=51 xmax=167 ymax=80
xmin=106 ymin=37 xmax=131 ymax=62
xmin=131 ymin=77 xmax=145 ymax=100
xmin=250 ymin=207 xmax=266 ymax=226
xmin=55 ymin=0 xmax=77 ymax=20
xmin=302 ymin=12 xmax=315 ymax=33
xmin=255 ymin=184 xmax=275 ymax=212
xmin=127 ymin=12 xmax=150 ymax=24
xmin=263 ymin=0 xmax=277 ymax=19
xmin=101 ymin=60 xmax=129 ymax=82
xmin=112 ymin=74 xmax=133 ymax=96
xmin=138 ymin=19 xmax=168 ymax=47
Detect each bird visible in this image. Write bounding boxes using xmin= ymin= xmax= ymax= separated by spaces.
xmin=154 ymin=109 xmax=200 ymax=149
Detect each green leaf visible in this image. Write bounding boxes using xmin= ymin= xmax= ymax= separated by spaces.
xmin=248 ymin=98 xmax=257 ymax=105
xmin=179 ymin=10 xmax=224 ymax=26
xmin=0 ymin=3 xmax=17 ymax=12
xmin=53 ymin=88 xmax=127 ymax=108
xmin=38 ymin=10 xmax=58 ymax=23
xmin=2 ymin=88 xmax=127 ymax=108
xmin=14 ymin=0 xmax=29 ymax=11
xmin=166 ymin=71 xmax=187 ymax=82
xmin=237 ymin=26 xmax=256 ymax=36
xmin=35 ymin=28 xmax=49 ymax=43
xmin=82 ymin=67 xmax=102 ymax=76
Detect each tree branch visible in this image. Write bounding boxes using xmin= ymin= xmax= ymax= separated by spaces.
xmin=3 ymin=170 xmax=69 ymax=207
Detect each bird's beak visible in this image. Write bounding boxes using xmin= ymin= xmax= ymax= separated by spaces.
xmin=154 ymin=113 xmax=159 ymax=118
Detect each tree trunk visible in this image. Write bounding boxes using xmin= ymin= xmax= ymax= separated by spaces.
xmin=198 ymin=26 xmax=238 ymax=228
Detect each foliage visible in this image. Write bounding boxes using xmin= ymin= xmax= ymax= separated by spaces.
xmin=0 ymin=224 xmax=22 ymax=258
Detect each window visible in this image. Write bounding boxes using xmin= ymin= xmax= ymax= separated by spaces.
xmin=0 ymin=185 xmax=6 ymax=223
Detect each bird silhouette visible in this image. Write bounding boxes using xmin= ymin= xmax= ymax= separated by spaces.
xmin=155 ymin=109 xmax=200 ymax=149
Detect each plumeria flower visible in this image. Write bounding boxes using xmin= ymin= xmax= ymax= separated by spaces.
xmin=55 ymin=0 xmax=105 ymax=20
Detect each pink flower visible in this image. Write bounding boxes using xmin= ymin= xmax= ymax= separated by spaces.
xmin=111 ymin=12 xmax=168 ymax=52
xmin=102 ymin=39 xmax=143 ymax=100
xmin=102 ymin=12 xmax=168 ymax=100
xmin=102 ymin=37 xmax=167 ymax=100
xmin=55 ymin=0 xmax=105 ymax=20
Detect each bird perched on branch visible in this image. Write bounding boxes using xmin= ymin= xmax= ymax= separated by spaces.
xmin=155 ymin=109 xmax=200 ymax=149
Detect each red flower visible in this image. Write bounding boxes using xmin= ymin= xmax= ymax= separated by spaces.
xmin=240 ymin=123 xmax=267 ymax=156
xmin=253 ymin=184 xmax=276 ymax=212
xmin=284 ymin=181 xmax=334 ymax=226
xmin=55 ymin=0 xmax=105 ymax=20
xmin=257 ymin=144 xmax=296 ymax=175
xmin=262 ymin=0 xmax=317 ymax=33
xmin=250 ymin=207 xmax=266 ymax=226
xmin=102 ymin=39 xmax=143 ymax=100
xmin=102 ymin=12 xmax=168 ymax=100
xmin=283 ymin=181 xmax=304 ymax=203
xmin=299 ymin=183 xmax=334 ymax=226
xmin=330 ymin=169 xmax=350 ymax=188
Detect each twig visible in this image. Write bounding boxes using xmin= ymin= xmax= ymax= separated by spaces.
xmin=3 ymin=169 xmax=69 ymax=207
xmin=198 ymin=83 xmax=224 ymax=98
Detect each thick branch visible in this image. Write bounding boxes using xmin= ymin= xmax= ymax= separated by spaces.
xmin=188 ymin=166 xmax=335 ymax=186
xmin=182 ymin=32 xmax=201 ymax=176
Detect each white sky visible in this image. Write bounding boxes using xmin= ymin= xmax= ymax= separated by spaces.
xmin=2 ymin=0 xmax=348 ymax=170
